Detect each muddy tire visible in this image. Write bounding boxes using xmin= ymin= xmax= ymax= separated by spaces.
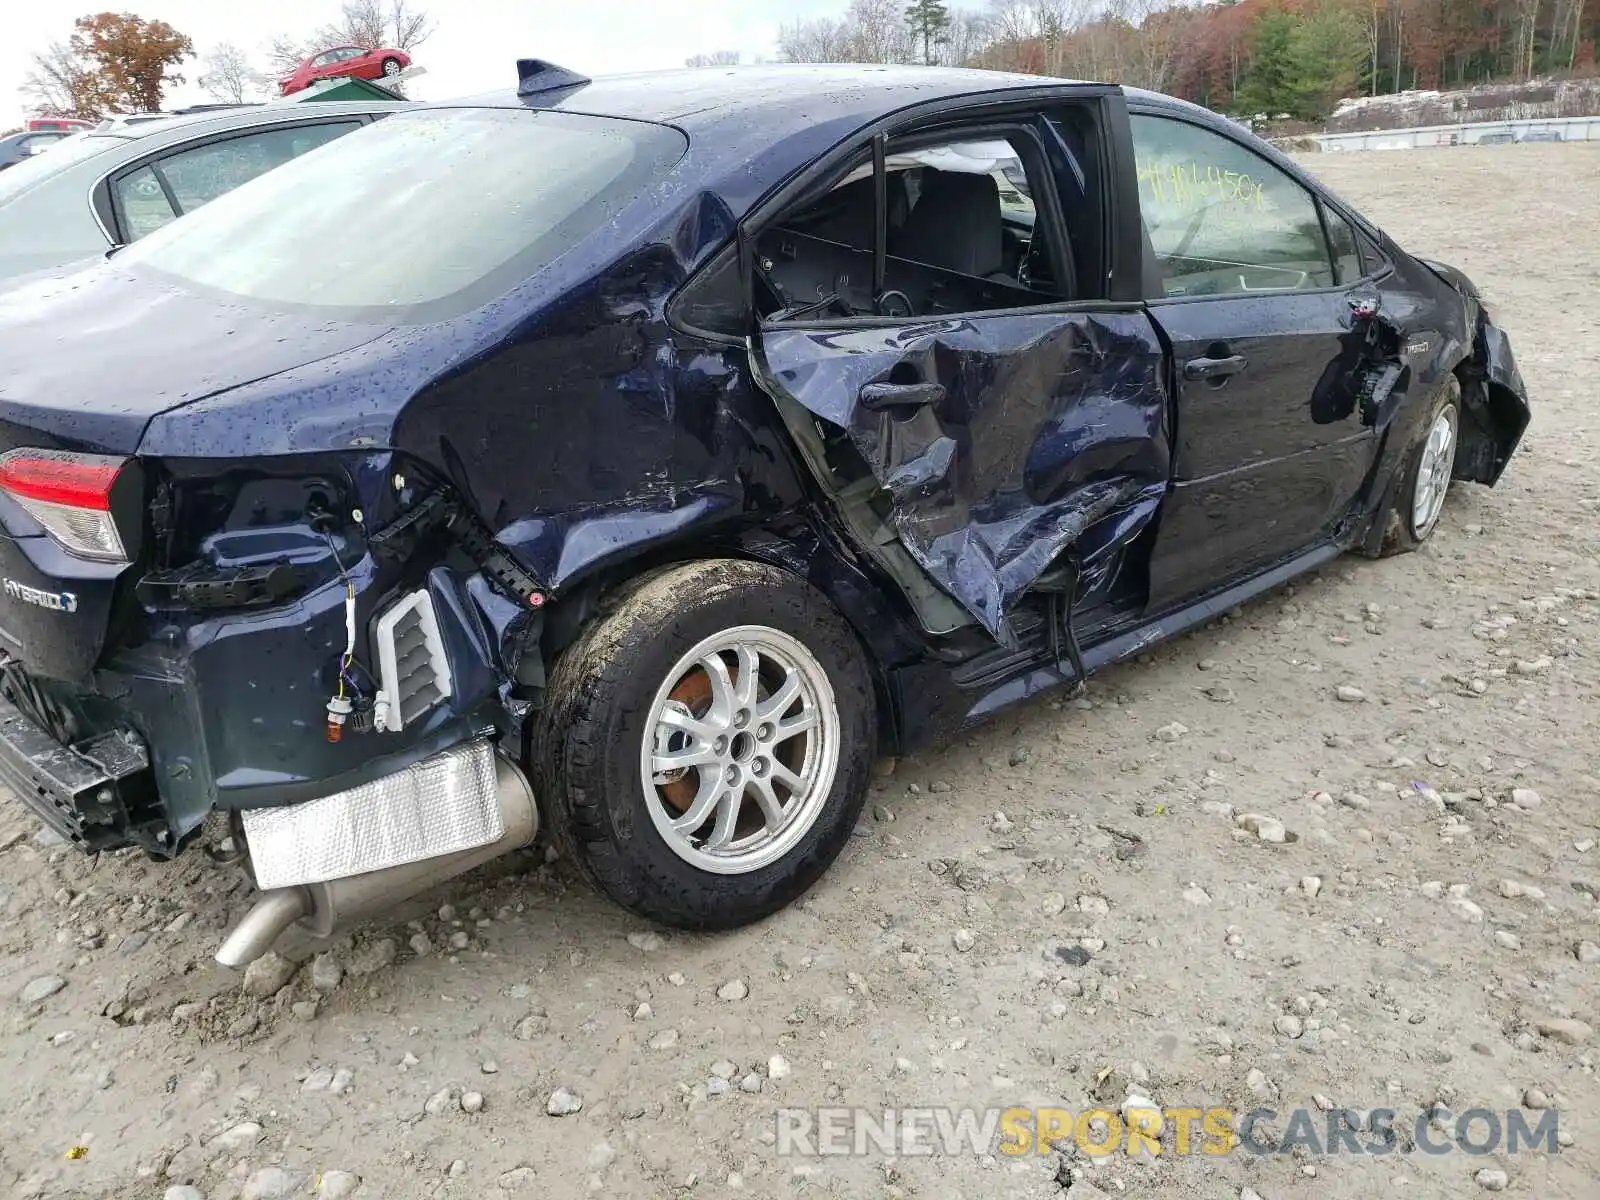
xmin=1378 ymin=375 xmax=1461 ymax=556
xmin=533 ymin=559 xmax=876 ymax=930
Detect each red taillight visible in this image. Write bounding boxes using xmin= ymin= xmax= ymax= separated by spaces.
xmin=0 ymin=449 xmax=131 ymax=562
xmin=0 ymin=449 xmax=122 ymax=510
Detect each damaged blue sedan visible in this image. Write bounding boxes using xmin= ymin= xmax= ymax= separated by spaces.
xmin=0 ymin=62 xmax=1528 ymax=966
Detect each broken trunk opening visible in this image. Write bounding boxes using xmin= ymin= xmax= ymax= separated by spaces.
xmin=754 ymin=310 xmax=1171 ymax=643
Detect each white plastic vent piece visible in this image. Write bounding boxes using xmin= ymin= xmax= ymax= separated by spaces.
xmin=373 ymin=589 xmax=453 ymax=732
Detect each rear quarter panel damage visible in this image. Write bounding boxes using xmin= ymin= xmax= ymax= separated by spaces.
xmin=112 ymin=181 xmax=949 ymax=828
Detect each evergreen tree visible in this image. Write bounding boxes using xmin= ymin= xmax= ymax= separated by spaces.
xmin=905 ymin=0 xmax=952 ymax=66
xmin=1287 ymin=3 xmax=1367 ymax=120
xmin=1235 ymin=10 xmax=1298 ymax=117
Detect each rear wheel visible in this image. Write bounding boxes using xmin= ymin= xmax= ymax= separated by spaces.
xmin=535 ymin=560 xmax=876 ymax=929
xmin=1380 ymin=376 xmax=1460 ymax=555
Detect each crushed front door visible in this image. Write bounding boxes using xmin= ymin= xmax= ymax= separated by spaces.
xmin=754 ymin=309 xmax=1172 ymax=643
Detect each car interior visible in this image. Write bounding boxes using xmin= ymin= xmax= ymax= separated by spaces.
xmin=755 ymin=133 xmax=1064 ymax=322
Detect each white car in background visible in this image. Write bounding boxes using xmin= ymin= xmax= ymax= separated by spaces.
xmin=92 ymin=113 xmax=176 ymax=132
xmin=0 ymin=100 xmax=407 ymax=281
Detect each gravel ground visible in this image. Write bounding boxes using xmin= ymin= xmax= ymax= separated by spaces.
xmin=2 ymin=143 xmax=1598 ymax=1200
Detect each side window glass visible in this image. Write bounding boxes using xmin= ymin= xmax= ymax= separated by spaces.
xmin=155 ymin=123 xmax=362 ymax=215
xmin=1130 ymin=114 xmax=1334 ymax=297
xmin=1045 ymin=109 xmax=1107 ymax=301
xmin=1356 ymin=227 xmax=1386 ymax=274
xmin=672 ymin=246 xmax=745 ymax=338
xmin=115 ymin=166 xmax=178 ymax=240
xmin=759 ymin=132 xmax=1067 ymax=322
xmin=1322 ymin=204 xmax=1362 ymax=285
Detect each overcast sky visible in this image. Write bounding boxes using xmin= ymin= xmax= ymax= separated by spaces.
xmin=5 ymin=0 xmax=850 ymax=126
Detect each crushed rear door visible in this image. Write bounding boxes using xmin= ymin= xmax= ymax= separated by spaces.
xmin=753 ymin=309 xmax=1171 ymax=642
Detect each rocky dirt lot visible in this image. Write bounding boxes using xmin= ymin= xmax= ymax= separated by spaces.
xmin=2 ymin=143 xmax=1598 ymax=1200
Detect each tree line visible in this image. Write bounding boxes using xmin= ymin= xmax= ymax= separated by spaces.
xmin=21 ymin=0 xmax=1600 ymax=126
xmin=774 ymin=0 xmax=1600 ymax=120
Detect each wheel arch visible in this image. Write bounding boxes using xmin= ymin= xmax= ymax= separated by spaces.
xmin=1353 ymin=367 xmax=1462 ymax=558
xmin=529 ymin=522 xmax=932 ymax=758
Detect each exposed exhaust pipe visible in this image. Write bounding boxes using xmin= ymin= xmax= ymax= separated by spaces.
xmin=214 ymin=887 xmax=311 ymax=967
xmin=216 ymin=754 xmax=538 ymax=968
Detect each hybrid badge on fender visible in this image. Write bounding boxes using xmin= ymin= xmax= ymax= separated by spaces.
xmin=3 ymin=579 xmax=78 ymax=613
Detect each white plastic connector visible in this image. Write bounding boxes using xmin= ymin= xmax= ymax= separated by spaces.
xmin=372 ymin=590 xmax=453 ymax=732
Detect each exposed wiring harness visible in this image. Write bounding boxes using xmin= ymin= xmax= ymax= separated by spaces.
xmin=323 ymin=531 xmax=374 ymax=741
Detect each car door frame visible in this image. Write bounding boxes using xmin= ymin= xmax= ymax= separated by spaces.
xmin=311 ymin=48 xmax=347 ymax=78
xmin=330 ymin=46 xmax=367 ymax=78
xmin=350 ymin=47 xmax=384 ymax=79
xmin=723 ymin=84 xmax=1173 ymax=640
xmin=1126 ymin=100 xmax=1400 ymax=612
xmin=92 ymin=112 xmax=384 ymax=248
xmin=730 ymin=83 xmax=1149 ymax=320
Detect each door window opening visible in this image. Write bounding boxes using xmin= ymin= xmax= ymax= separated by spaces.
xmin=757 ymin=129 xmax=1072 ymax=323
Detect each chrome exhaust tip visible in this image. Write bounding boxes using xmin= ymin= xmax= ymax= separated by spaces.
xmin=215 ymin=886 xmax=311 ymax=968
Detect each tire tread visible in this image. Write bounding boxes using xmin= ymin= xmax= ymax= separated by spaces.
xmin=531 ymin=559 xmax=874 ymax=929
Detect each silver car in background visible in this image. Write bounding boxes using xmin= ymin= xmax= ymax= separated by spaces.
xmin=0 ymin=101 xmax=407 ymax=281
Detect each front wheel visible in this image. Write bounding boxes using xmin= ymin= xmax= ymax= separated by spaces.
xmin=1380 ymin=376 xmax=1460 ymax=554
xmin=535 ymin=560 xmax=876 ymax=930
xmin=381 ymin=57 xmax=402 ymax=77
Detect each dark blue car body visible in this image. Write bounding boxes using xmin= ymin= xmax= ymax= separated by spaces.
xmin=0 ymin=63 xmax=1528 ymax=862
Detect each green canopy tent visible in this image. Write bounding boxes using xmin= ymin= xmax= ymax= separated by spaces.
xmin=283 ymin=76 xmax=407 ymax=103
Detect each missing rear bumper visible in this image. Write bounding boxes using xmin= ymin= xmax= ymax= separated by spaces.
xmin=0 ymin=689 xmax=158 ymax=852
xmin=239 ymin=739 xmax=505 ymax=891
xmin=216 ymin=741 xmax=538 ymax=967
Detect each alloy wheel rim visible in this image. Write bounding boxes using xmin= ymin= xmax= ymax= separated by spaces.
xmin=1411 ymin=407 xmax=1457 ymax=536
xmin=384 ymin=60 xmax=401 ymax=75
xmin=640 ymin=625 xmax=840 ymax=875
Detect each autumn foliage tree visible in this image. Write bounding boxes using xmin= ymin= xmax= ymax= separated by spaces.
xmin=958 ymin=0 xmax=1600 ymax=120
xmin=23 ymin=12 xmax=193 ymax=119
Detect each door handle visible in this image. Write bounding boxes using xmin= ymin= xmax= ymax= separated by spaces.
xmin=859 ymin=381 xmax=946 ymax=412
xmin=1183 ymin=354 xmax=1248 ymax=382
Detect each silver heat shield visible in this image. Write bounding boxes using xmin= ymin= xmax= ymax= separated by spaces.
xmin=240 ymin=740 xmax=504 ymax=890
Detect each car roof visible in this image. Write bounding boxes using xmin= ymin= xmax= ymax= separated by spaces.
xmin=441 ymin=64 xmax=1101 ymax=214
xmin=454 ymin=63 xmax=1085 ymax=128
xmin=108 ymin=99 xmax=409 ymax=142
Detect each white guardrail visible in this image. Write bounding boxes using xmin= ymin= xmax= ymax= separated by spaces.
xmin=1315 ymin=114 xmax=1600 ymax=151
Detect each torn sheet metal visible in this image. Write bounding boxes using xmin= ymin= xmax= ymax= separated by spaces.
xmin=757 ymin=311 xmax=1170 ymax=640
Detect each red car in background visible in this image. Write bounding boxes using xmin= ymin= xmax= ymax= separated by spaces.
xmin=26 ymin=117 xmax=94 ymax=133
xmin=279 ymin=45 xmax=411 ymax=96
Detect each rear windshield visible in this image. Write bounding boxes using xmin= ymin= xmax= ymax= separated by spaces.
xmin=0 ymin=134 xmax=124 ymax=206
xmin=116 ymin=107 xmax=688 ymax=321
